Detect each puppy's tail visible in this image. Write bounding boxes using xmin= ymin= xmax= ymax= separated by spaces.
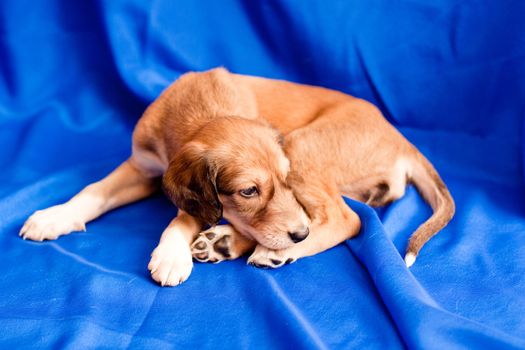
xmin=405 ymin=149 xmax=455 ymax=267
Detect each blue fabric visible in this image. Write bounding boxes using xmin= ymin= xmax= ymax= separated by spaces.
xmin=1 ymin=0 xmax=525 ymax=348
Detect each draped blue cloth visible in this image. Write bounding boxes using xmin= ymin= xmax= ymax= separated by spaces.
xmin=1 ymin=1 xmax=525 ymax=348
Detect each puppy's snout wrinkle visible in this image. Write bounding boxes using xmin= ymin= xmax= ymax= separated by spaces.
xmin=288 ymin=227 xmax=309 ymax=243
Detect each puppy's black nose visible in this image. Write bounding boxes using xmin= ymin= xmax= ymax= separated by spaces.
xmin=288 ymin=227 xmax=310 ymax=243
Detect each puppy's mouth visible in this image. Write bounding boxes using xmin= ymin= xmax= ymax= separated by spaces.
xmin=233 ymin=220 xmax=294 ymax=250
xmin=247 ymin=228 xmax=298 ymax=250
xmin=223 ymin=212 xmax=301 ymax=249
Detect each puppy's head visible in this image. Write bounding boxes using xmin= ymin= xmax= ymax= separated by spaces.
xmin=163 ymin=116 xmax=310 ymax=250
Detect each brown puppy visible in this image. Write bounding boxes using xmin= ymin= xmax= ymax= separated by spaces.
xmin=20 ymin=68 xmax=454 ymax=285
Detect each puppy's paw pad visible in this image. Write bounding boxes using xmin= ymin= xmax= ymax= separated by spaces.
xmin=148 ymin=244 xmax=193 ymax=286
xmin=19 ymin=206 xmax=85 ymax=241
xmin=191 ymin=226 xmax=236 ymax=263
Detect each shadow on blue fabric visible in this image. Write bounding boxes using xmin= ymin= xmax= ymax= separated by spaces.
xmin=1 ymin=1 xmax=525 ymax=349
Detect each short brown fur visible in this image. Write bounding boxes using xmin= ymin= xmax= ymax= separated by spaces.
xmin=21 ymin=67 xmax=454 ymax=285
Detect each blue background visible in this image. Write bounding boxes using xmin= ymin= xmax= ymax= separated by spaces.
xmin=1 ymin=0 xmax=525 ymax=348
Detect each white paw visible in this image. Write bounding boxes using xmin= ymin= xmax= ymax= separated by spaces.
xmin=247 ymin=245 xmax=297 ymax=269
xmin=148 ymin=237 xmax=193 ymax=286
xmin=19 ymin=205 xmax=86 ymax=241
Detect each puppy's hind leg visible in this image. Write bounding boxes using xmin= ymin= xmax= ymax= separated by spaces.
xmin=20 ymin=158 xmax=159 ymax=241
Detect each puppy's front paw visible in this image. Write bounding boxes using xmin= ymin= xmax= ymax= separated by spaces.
xmin=148 ymin=240 xmax=193 ymax=287
xmin=19 ymin=205 xmax=86 ymax=241
xmin=247 ymin=245 xmax=297 ymax=269
xmin=191 ymin=225 xmax=253 ymax=263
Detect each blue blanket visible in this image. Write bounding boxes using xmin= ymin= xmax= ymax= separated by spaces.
xmin=2 ymin=1 xmax=525 ymax=348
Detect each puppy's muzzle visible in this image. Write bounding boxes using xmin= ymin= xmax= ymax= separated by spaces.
xmin=288 ymin=227 xmax=310 ymax=243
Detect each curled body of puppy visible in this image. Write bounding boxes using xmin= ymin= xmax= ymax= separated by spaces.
xmin=20 ymin=67 xmax=453 ymax=287
xmin=162 ymin=116 xmax=311 ymax=250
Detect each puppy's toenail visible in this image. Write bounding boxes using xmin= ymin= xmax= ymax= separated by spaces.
xmin=251 ymin=262 xmax=270 ymax=269
xmin=285 ymin=258 xmax=294 ymax=264
xmin=194 ymin=241 xmax=206 ymax=250
xmin=205 ymin=232 xmax=216 ymax=240
xmin=270 ymin=259 xmax=282 ymax=266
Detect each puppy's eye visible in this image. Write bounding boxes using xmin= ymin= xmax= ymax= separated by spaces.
xmin=239 ymin=186 xmax=258 ymax=198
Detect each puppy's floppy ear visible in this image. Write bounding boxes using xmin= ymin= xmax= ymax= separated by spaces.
xmin=162 ymin=142 xmax=222 ymax=225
